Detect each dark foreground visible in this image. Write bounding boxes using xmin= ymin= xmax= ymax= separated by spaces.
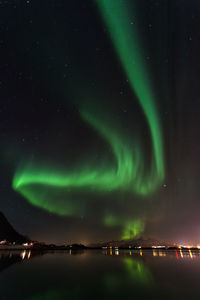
xmin=0 ymin=249 xmax=199 ymax=299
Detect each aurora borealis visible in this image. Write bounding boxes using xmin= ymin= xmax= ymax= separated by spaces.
xmin=1 ymin=0 xmax=200 ymax=244
xmin=12 ymin=0 xmax=165 ymax=237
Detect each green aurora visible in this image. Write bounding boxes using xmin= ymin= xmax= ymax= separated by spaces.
xmin=104 ymin=215 xmax=144 ymax=239
xmin=12 ymin=0 xmax=165 ymax=239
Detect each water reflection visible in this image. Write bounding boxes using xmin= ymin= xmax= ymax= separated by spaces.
xmin=1 ymin=249 xmax=200 ymax=299
xmin=20 ymin=250 xmax=31 ymax=260
xmin=0 ymin=251 xmax=22 ymax=272
xmin=0 ymin=250 xmax=44 ymax=272
xmin=124 ymin=257 xmax=153 ymax=286
xmin=102 ymin=248 xmax=200 ymax=259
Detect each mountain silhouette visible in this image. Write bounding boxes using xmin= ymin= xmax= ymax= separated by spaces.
xmin=89 ymin=236 xmax=172 ymax=248
xmin=0 ymin=212 xmax=29 ymax=243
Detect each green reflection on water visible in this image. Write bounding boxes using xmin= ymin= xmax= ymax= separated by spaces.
xmin=124 ymin=257 xmax=153 ymax=286
xmin=28 ymin=257 xmax=154 ymax=300
xmin=104 ymin=256 xmax=154 ymax=297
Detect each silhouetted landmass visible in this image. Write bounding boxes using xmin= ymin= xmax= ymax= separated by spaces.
xmin=89 ymin=237 xmax=174 ymax=249
xmin=0 ymin=212 xmax=29 ymax=244
xmin=0 ymin=211 xmax=185 ymax=250
xmin=32 ymin=243 xmax=87 ymax=250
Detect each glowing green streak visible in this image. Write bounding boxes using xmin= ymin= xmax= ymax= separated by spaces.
xmin=12 ymin=114 xmax=141 ymax=215
xmin=104 ymin=215 xmax=144 ymax=239
xmin=122 ymin=220 xmax=145 ymax=240
xmin=96 ymin=0 xmax=165 ymax=188
xmin=12 ymin=0 xmax=165 ymax=217
xmin=13 ymin=103 xmax=163 ymax=215
xmin=13 ymin=117 xmax=138 ymax=194
xmin=13 ymin=106 xmax=156 ymax=216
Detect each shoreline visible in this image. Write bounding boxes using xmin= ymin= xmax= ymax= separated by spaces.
xmin=0 ymin=247 xmax=200 ymax=251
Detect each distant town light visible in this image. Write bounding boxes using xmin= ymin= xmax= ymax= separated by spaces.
xmin=0 ymin=240 xmax=7 ymax=245
xmin=115 ymin=250 xmax=119 ymax=255
xmin=186 ymin=246 xmax=192 ymax=249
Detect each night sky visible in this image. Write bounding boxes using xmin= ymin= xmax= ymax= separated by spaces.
xmin=1 ymin=0 xmax=200 ymax=245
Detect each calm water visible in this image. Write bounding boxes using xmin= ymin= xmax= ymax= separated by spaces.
xmin=0 ymin=249 xmax=200 ymax=299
